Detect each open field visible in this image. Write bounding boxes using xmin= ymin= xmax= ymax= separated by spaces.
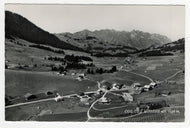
xmin=132 ymin=55 xmax=184 ymax=81
xmin=5 ymin=43 xmax=184 ymax=121
xmin=5 ymin=70 xmax=97 ymax=97
xmin=89 ymin=103 xmax=137 ymax=118
xmin=5 ymin=38 xmax=124 ymax=72
xmin=88 ymin=70 xmax=150 ymax=85
xmin=36 ymin=112 xmax=87 ymax=121
xmin=89 ymin=107 xmax=184 ymax=122
xmin=5 ymin=97 xmax=89 ymax=121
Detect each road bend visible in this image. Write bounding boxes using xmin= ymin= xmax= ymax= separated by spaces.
xmin=87 ymin=70 xmax=154 ymax=121
xmin=165 ymin=70 xmax=182 ymax=81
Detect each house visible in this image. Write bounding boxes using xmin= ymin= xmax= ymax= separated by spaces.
xmin=101 ymin=81 xmax=112 ymax=90
xmin=6 ymin=64 xmax=19 ymax=69
xmin=79 ymin=60 xmax=93 ymax=65
xmin=78 ymin=73 xmax=86 ymax=77
xmin=119 ymin=66 xmax=124 ymax=70
xmin=24 ymin=93 xmax=37 ymax=101
xmin=132 ymin=82 xmax=143 ymax=88
xmin=112 ymin=83 xmax=120 ymax=90
xmin=143 ymin=85 xmax=152 ymax=91
xmin=122 ymin=93 xmax=133 ymax=102
xmin=54 ymin=93 xmax=64 ymax=102
xmin=155 ymin=80 xmax=161 ymax=85
xmin=149 ymin=82 xmax=157 ymax=88
xmin=144 ymin=100 xmax=168 ymax=110
xmin=76 ymin=73 xmax=88 ymax=81
xmin=97 ymin=90 xmax=104 ymax=95
xmin=101 ymin=85 xmax=108 ymax=90
xmin=134 ymin=87 xmax=144 ymax=94
xmin=99 ymin=97 xmax=111 ymax=104
xmin=78 ymin=92 xmax=85 ymax=97
xmin=71 ymin=73 xmax=76 ymax=76
xmin=138 ymin=104 xmax=149 ymax=111
xmin=121 ymin=84 xmax=128 ymax=89
xmin=59 ymin=71 xmax=67 ymax=75
xmin=125 ymin=57 xmax=134 ymax=64
xmin=76 ymin=77 xmax=81 ymax=81
xmin=161 ymin=90 xmax=171 ymax=96
xmin=167 ymin=81 xmax=176 ymax=84
xmin=113 ymin=84 xmax=126 ymax=90
xmin=80 ymin=95 xmax=91 ymax=105
xmin=45 ymin=91 xmax=54 ymax=96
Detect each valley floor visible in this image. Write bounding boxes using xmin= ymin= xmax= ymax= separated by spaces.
xmin=5 ymin=54 xmax=184 ymax=122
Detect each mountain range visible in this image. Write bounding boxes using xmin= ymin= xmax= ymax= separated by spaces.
xmin=5 ymin=10 xmax=172 ymax=55
xmin=56 ymin=29 xmax=171 ymax=52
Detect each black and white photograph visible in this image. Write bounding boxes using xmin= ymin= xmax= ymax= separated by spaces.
xmin=1 ymin=1 xmax=190 ymax=127
xmin=4 ymin=4 xmax=185 ymax=122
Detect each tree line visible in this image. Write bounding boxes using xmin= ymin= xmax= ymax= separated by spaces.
xmin=86 ymin=66 xmax=117 ymax=74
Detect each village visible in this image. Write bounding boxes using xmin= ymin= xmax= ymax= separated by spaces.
xmin=6 ymin=67 xmax=173 ymax=119
xmin=5 ymin=51 xmax=183 ymax=121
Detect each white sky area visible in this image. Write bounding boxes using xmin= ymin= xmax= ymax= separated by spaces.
xmin=5 ymin=4 xmax=185 ymax=41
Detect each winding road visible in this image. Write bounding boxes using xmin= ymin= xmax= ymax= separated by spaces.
xmin=165 ymin=70 xmax=182 ymax=81
xmin=86 ymin=69 xmax=154 ymax=121
xmin=6 ymin=69 xmax=182 ymax=122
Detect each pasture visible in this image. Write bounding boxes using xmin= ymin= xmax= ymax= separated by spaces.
xmin=6 ymin=97 xmax=89 ymax=121
xmin=133 ymin=55 xmax=184 ymax=81
xmin=5 ymin=70 xmax=97 ymax=97
xmin=88 ymin=70 xmax=150 ymax=86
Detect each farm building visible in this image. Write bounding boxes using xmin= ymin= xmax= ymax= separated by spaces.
xmin=101 ymin=85 xmax=108 ymax=90
xmin=54 ymin=93 xmax=64 ymax=102
xmin=142 ymin=99 xmax=168 ymax=110
xmin=132 ymin=82 xmax=143 ymax=88
xmin=71 ymin=72 xmax=77 ymax=76
xmin=86 ymin=92 xmax=95 ymax=97
xmin=125 ymin=57 xmax=134 ymax=64
xmin=101 ymin=81 xmax=112 ymax=90
xmin=78 ymin=73 xmax=86 ymax=77
xmin=24 ymin=93 xmax=37 ymax=101
xmin=76 ymin=73 xmax=88 ymax=81
xmin=112 ymin=83 xmax=126 ymax=90
xmin=149 ymin=82 xmax=157 ymax=88
xmin=78 ymin=92 xmax=85 ymax=97
xmin=167 ymin=80 xmax=176 ymax=84
xmin=79 ymin=60 xmax=93 ymax=65
xmin=45 ymin=91 xmax=55 ymax=96
xmin=80 ymin=95 xmax=91 ymax=105
xmin=134 ymin=87 xmax=144 ymax=94
xmin=138 ymin=104 xmax=149 ymax=111
xmin=161 ymin=90 xmax=171 ymax=96
xmin=112 ymin=83 xmax=120 ymax=90
xmin=143 ymin=85 xmax=152 ymax=91
xmin=97 ymin=90 xmax=104 ymax=95
xmin=122 ymin=93 xmax=133 ymax=102
xmin=99 ymin=97 xmax=111 ymax=104
xmin=6 ymin=64 xmax=20 ymax=69
xmin=5 ymin=95 xmax=13 ymax=106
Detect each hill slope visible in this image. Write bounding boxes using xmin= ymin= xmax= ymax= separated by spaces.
xmin=5 ymin=11 xmax=84 ymax=52
xmin=139 ymin=38 xmax=184 ymax=57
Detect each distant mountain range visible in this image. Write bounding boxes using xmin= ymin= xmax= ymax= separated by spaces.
xmin=55 ymin=29 xmax=171 ymax=53
xmin=5 ymin=10 xmax=172 ymax=55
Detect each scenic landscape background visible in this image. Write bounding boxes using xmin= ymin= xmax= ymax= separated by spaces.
xmin=5 ymin=5 xmax=185 ymax=122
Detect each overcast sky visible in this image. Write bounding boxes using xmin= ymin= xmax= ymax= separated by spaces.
xmin=5 ymin=4 xmax=185 ymax=41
